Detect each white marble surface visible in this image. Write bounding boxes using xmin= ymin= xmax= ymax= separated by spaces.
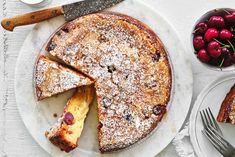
xmin=14 ymin=0 xmax=192 ymax=156
xmin=1 ymin=0 xmax=235 ymax=157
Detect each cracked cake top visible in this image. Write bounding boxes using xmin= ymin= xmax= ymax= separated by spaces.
xmin=35 ymin=56 xmax=93 ymax=100
xmin=46 ymin=12 xmax=172 ymax=152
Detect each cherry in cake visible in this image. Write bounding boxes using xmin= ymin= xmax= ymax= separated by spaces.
xmin=47 ymin=86 xmax=95 ymax=152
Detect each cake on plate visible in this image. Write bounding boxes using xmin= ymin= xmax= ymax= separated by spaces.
xmin=217 ymin=84 xmax=235 ymax=124
xmin=46 ymin=12 xmax=172 ymax=152
xmin=35 ymin=55 xmax=93 ymax=100
xmin=47 ymin=85 xmax=95 ymax=152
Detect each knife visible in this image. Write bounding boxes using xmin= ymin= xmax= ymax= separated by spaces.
xmin=1 ymin=0 xmax=124 ymax=31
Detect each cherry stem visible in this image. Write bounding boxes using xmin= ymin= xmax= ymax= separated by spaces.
xmin=231 ymin=26 xmax=235 ymax=32
xmin=219 ymin=58 xmax=224 ymax=68
xmin=213 ymin=38 xmax=229 ymax=47
xmin=221 ymin=45 xmax=230 ymax=48
xmin=193 ymin=27 xmax=200 ymax=34
xmin=223 ymin=9 xmax=231 ymax=14
xmin=227 ymin=40 xmax=235 ymax=53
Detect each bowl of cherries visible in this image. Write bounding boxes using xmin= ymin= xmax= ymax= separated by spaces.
xmin=192 ymin=8 xmax=235 ymax=71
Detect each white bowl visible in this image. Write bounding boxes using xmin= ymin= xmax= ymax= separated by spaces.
xmin=191 ymin=8 xmax=235 ymax=72
xmin=20 ymin=0 xmax=51 ymax=7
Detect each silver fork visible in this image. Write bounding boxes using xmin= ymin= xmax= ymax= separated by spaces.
xmin=202 ymin=125 xmax=235 ymax=157
xmin=200 ymin=107 xmax=223 ymax=135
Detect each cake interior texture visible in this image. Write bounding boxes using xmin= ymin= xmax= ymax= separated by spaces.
xmin=47 ymin=86 xmax=95 ymax=152
xmin=217 ymin=84 xmax=235 ymax=124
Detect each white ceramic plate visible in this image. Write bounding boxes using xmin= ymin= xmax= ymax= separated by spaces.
xmin=190 ymin=74 xmax=235 ymax=157
xmin=14 ymin=0 xmax=193 ymax=156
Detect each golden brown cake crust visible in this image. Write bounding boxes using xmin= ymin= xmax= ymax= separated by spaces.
xmin=217 ymin=84 xmax=235 ymax=124
xmin=47 ymin=86 xmax=95 ymax=152
xmin=49 ymin=131 xmax=77 ymax=153
xmin=46 ymin=12 xmax=172 ymax=152
xmin=35 ymin=56 xmax=94 ymax=100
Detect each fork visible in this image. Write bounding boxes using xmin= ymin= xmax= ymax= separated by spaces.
xmin=202 ymin=125 xmax=235 ymax=157
xmin=200 ymin=107 xmax=223 ymax=135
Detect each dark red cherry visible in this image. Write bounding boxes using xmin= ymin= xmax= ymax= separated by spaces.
xmin=228 ymin=53 xmax=235 ymax=63
xmin=225 ymin=12 xmax=235 ymax=23
xmin=220 ymin=29 xmax=232 ymax=40
xmin=223 ymin=54 xmax=234 ymax=67
xmin=195 ymin=22 xmax=208 ymax=34
xmin=221 ymin=48 xmax=230 ymax=56
xmin=197 ymin=49 xmax=210 ymax=62
xmin=208 ymin=16 xmax=225 ymax=28
xmin=204 ymin=28 xmax=219 ymax=42
xmin=193 ymin=36 xmax=205 ymax=50
xmin=64 ymin=112 xmax=74 ymax=125
xmin=232 ymin=56 xmax=235 ymax=64
xmin=223 ymin=59 xmax=231 ymax=67
xmin=207 ymin=41 xmax=221 ymax=58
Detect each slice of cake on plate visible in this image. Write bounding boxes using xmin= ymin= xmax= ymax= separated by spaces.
xmin=47 ymin=85 xmax=95 ymax=152
xmin=35 ymin=56 xmax=93 ymax=100
xmin=217 ymin=84 xmax=235 ymax=124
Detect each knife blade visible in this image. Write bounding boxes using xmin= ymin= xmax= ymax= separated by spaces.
xmin=1 ymin=0 xmax=124 ymax=31
xmin=63 ymin=0 xmax=124 ymax=21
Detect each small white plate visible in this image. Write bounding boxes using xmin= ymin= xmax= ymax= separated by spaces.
xmin=190 ymin=74 xmax=235 ymax=157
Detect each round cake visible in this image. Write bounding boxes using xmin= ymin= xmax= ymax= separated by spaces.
xmin=46 ymin=12 xmax=172 ymax=152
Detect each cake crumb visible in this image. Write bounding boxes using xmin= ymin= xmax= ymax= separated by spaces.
xmin=53 ymin=113 xmax=58 ymax=118
xmin=45 ymin=131 xmax=49 ymax=137
xmin=67 ymin=130 xmax=73 ymax=134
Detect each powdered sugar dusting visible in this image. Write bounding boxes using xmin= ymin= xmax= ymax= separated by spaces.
xmin=229 ymin=101 xmax=235 ymax=124
xmin=35 ymin=56 xmax=93 ymax=100
xmin=47 ymin=12 xmax=172 ymax=151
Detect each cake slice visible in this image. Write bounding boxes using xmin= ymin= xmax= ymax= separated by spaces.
xmin=35 ymin=56 xmax=93 ymax=100
xmin=217 ymin=84 xmax=235 ymax=124
xmin=47 ymin=85 xmax=95 ymax=152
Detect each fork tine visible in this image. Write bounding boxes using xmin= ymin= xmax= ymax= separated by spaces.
xmin=208 ymin=125 xmax=234 ymax=149
xmin=203 ymin=110 xmax=210 ymax=127
xmin=205 ymin=109 xmax=213 ymax=126
xmin=206 ymin=126 xmax=228 ymax=149
xmin=208 ymin=108 xmax=223 ymax=135
xmin=200 ymin=111 xmax=207 ymax=128
xmin=201 ymin=108 xmax=222 ymax=134
xmin=202 ymin=129 xmax=226 ymax=155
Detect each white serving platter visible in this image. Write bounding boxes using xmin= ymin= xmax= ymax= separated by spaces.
xmin=14 ymin=0 xmax=193 ymax=156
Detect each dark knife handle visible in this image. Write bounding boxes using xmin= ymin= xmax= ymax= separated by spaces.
xmin=1 ymin=6 xmax=64 ymax=31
